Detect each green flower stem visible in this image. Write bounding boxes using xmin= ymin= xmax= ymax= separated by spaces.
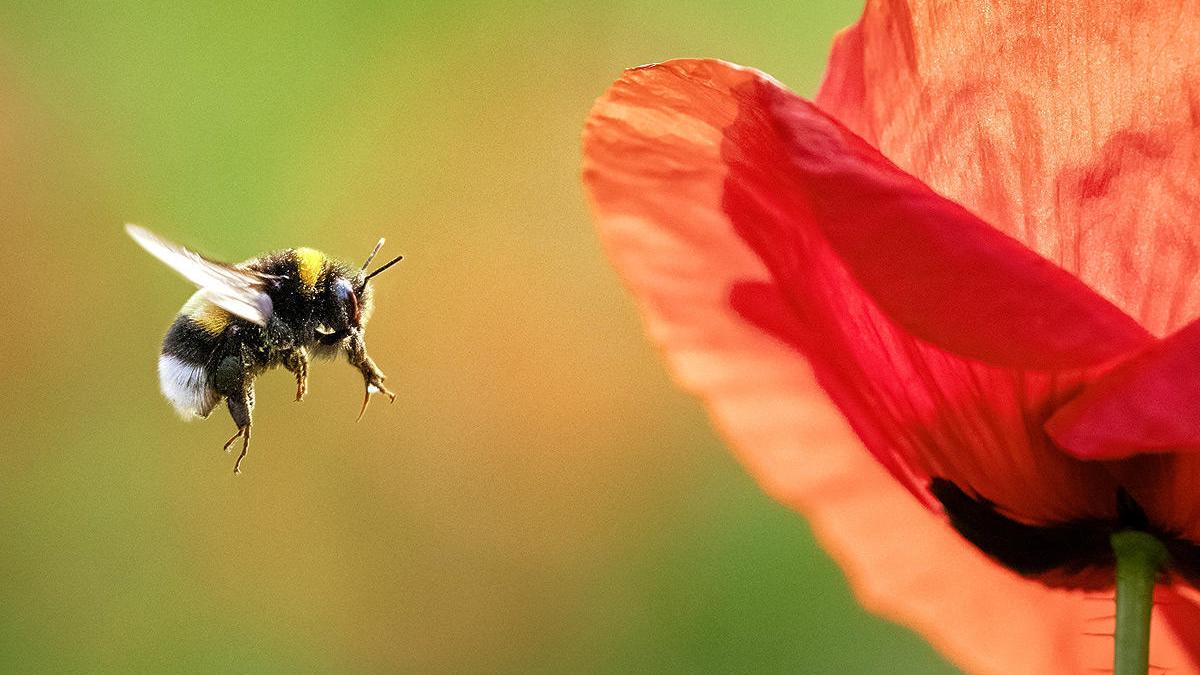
xmin=1111 ymin=530 xmax=1168 ymax=675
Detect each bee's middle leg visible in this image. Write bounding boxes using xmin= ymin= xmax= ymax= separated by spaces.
xmin=282 ymin=348 xmax=309 ymax=402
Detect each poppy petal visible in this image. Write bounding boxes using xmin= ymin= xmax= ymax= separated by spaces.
xmin=817 ymin=0 xmax=1200 ymax=336
xmin=1105 ymin=454 xmax=1200 ymax=549
xmin=727 ymin=73 xmax=1151 ymax=371
xmin=1159 ymin=584 xmax=1200 ymax=667
xmin=585 ymin=58 xmax=1127 ymax=525
xmin=1047 ymin=319 xmax=1200 ymax=460
xmin=581 ymin=58 xmax=1151 ymax=671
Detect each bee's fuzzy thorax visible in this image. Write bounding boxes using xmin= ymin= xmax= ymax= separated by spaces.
xmin=292 ymin=247 xmax=326 ymax=289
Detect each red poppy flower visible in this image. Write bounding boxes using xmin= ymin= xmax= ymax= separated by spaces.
xmin=582 ymin=2 xmax=1200 ymax=673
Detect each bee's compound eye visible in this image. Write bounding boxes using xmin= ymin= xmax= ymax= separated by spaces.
xmin=333 ymin=277 xmax=361 ymax=327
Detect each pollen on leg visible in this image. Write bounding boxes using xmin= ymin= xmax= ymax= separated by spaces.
xmin=284 ymin=349 xmax=309 ymax=402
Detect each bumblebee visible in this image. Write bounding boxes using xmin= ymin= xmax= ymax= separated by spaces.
xmin=126 ymin=224 xmax=403 ymax=474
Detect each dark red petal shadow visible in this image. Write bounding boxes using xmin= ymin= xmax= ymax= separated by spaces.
xmin=1049 ymin=318 xmax=1200 ymax=460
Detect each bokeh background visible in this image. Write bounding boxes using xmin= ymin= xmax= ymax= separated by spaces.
xmin=0 ymin=3 xmax=958 ymax=672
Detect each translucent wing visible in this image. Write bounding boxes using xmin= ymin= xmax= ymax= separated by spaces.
xmin=125 ymin=224 xmax=274 ymax=326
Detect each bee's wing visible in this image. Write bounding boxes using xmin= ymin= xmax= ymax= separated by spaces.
xmin=125 ymin=224 xmax=274 ymax=326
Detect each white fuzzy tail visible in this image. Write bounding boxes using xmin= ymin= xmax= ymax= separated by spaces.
xmin=158 ymin=354 xmax=218 ymax=419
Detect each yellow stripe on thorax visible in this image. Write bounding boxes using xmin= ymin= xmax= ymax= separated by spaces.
xmin=294 ymin=247 xmax=325 ymax=289
xmin=182 ymin=291 xmax=232 ymax=335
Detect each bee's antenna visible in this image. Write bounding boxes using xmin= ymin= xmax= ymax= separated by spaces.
xmin=363 ymin=255 xmax=404 ymax=281
xmin=360 ymin=238 xmax=386 ymax=275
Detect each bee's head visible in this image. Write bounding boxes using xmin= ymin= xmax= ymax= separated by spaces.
xmin=330 ymin=238 xmax=403 ymax=331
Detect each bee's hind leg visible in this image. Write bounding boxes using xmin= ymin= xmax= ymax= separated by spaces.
xmin=223 ymin=390 xmax=254 ymax=474
xmin=215 ymin=351 xmax=256 ymax=475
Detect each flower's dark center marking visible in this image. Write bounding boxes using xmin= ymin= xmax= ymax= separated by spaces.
xmin=930 ymin=478 xmax=1200 ymax=585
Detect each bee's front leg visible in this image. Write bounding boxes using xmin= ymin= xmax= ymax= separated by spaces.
xmin=282 ymin=348 xmax=309 ymax=402
xmin=345 ymin=329 xmax=395 ymax=420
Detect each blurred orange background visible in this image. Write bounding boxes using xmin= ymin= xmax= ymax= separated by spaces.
xmin=0 ymin=3 xmax=955 ymax=672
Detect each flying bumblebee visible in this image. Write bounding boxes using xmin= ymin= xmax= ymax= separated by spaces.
xmin=126 ymin=224 xmax=403 ymax=474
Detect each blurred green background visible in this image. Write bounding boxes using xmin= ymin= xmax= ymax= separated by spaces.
xmin=0 ymin=2 xmax=957 ymax=673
